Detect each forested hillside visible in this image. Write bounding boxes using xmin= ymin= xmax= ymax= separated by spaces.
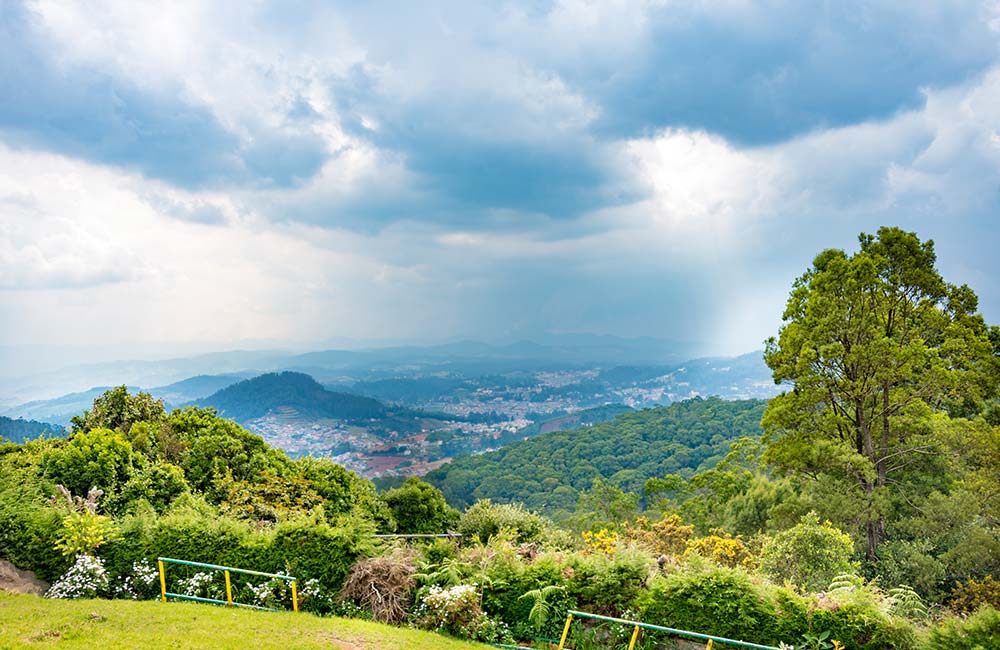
xmin=0 ymin=416 xmax=65 ymax=443
xmin=426 ymin=397 xmax=765 ymax=512
xmin=195 ymin=371 xmax=386 ymax=422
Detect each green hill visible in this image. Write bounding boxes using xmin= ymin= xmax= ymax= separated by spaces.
xmin=0 ymin=593 xmax=483 ymax=650
xmin=195 ymin=372 xmax=387 ymax=423
xmin=0 ymin=416 xmax=65 ymax=444
xmin=426 ymin=396 xmax=766 ymax=512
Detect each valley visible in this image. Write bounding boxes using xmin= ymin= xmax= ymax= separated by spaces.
xmin=0 ymin=342 xmax=780 ymax=479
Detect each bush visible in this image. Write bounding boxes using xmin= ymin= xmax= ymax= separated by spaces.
xmin=949 ymin=575 xmax=1000 ymax=615
xmin=567 ymin=548 xmax=653 ymax=615
xmin=41 ymin=428 xmax=139 ymax=496
xmin=807 ymin=588 xmax=917 ymax=650
xmin=458 ymin=500 xmax=551 ymax=545
xmin=638 ymin=565 xmax=916 ymax=649
xmin=759 ymin=512 xmax=856 ymax=592
xmin=683 ymin=533 xmax=754 ymax=568
xmin=482 ymin=556 xmax=576 ymax=641
xmin=623 ymin=513 xmax=694 ymax=556
xmin=46 ymin=555 xmax=109 ymax=599
xmin=414 ymin=584 xmax=512 ymax=643
xmin=383 ymin=477 xmax=459 ymax=535
xmin=924 ymin=606 xmax=1000 ymax=650
xmin=639 ymin=566 xmax=781 ymax=645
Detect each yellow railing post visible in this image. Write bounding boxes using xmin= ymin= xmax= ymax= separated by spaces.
xmin=557 ymin=612 xmax=574 ymax=649
xmin=158 ymin=560 xmax=167 ymax=603
xmin=224 ymin=570 xmax=232 ymax=606
xmin=627 ymin=624 xmax=641 ymax=650
xmin=706 ymin=640 xmax=714 ymax=649
xmin=291 ymin=580 xmax=298 ymax=613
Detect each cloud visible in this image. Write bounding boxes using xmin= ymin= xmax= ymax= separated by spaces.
xmin=538 ymin=0 xmax=1000 ymax=145
xmin=1 ymin=1 xmax=1000 ymax=356
xmin=0 ymin=1 xmax=329 ymax=189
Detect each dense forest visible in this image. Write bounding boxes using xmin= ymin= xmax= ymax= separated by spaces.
xmin=426 ymin=397 xmax=765 ymax=513
xmin=0 ymin=416 xmax=65 ymax=444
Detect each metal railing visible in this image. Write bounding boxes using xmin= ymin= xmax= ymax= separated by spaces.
xmin=557 ymin=610 xmax=783 ymax=650
xmin=157 ymin=557 xmax=299 ymax=612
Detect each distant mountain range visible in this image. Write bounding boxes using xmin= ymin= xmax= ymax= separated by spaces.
xmin=0 ymin=334 xmax=706 ymax=406
xmin=193 ymin=372 xmax=386 ymax=423
xmin=1 ymin=374 xmax=252 ymax=426
xmin=1 ymin=346 xmax=777 ymax=426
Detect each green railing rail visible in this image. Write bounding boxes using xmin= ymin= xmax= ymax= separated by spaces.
xmin=157 ymin=557 xmax=298 ymax=612
xmin=558 ymin=610 xmax=783 ymax=650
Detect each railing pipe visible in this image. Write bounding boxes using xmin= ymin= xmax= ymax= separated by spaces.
xmin=561 ymin=610 xmax=782 ymax=650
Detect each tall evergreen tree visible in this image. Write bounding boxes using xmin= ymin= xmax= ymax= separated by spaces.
xmin=763 ymin=227 xmax=999 ymax=561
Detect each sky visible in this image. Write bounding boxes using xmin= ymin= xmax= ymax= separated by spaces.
xmin=1 ymin=0 xmax=999 ymax=359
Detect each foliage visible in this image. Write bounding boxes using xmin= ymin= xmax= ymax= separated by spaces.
xmin=70 ymin=386 xmax=166 ymax=436
xmin=51 ymin=485 xmax=117 ymax=557
xmin=426 ymin=397 xmax=767 ymax=514
xmin=581 ymin=528 xmax=618 ymax=556
xmin=622 ymin=513 xmax=694 ymax=556
xmin=414 ymin=584 xmax=512 ymax=643
xmin=763 ymin=227 xmax=1000 ymax=562
xmin=383 ymin=477 xmax=459 ymax=534
xmin=457 ymin=499 xmax=551 ymax=544
xmin=566 ymin=547 xmax=653 ymax=615
xmin=923 ymin=605 xmax=1000 ymax=650
xmin=949 ymin=574 xmax=1000 ymax=614
xmin=759 ymin=512 xmax=856 ymax=592
xmin=213 ymin=469 xmax=324 ymax=523
xmin=45 ymin=554 xmax=109 ymax=599
xmin=639 ymin=566 xmax=782 ymax=645
xmin=683 ymin=533 xmax=754 ymax=569
xmin=517 ymin=584 xmax=565 ymax=635
xmin=42 ymin=428 xmax=139 ymax=497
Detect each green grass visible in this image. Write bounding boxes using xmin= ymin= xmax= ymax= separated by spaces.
xmin=0 ymin=593 xmax=489 ymax=650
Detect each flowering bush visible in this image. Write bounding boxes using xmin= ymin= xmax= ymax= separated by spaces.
xmin=414 ymin=584 xmax=512 ymax=643
xmin=581 ymin=528 xmax=619 ymax=556
xmin=46 ymin=554 xmax=109 ymax=599
xmin=177 ymin=571 xmax=223 ymax=600
xmin=298 ymin=578 xmax=337 ymax=613
xmin=111 ymin=560 xmax=160 ymax=600
xmin=245 ymin=578 xmax=289 ymax=609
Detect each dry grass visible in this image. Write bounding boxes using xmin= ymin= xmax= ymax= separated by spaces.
xmin=339 ymin=549 xmax=417 ymax=624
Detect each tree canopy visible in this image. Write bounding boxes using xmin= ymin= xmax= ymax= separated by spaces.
xmin=762 ymin=227 xmax=1000 ymax=560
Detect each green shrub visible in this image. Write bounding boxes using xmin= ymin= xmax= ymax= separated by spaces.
xmin=458 ymin=500 xmax=551 ymax=545
xmin=0 ymin=459 xmax=67 ymax=581
xmin=568 ymin=548 xmax=653 ymax=616
xmin=808 ymin=588 xmax=917 ymax=650
xmin=42 ymin=428 xmax=139 ymax=497
xmin=759 ymin=512 xmax=856 ymax=592
xmin=639 ymin=566 xmax=781 ymax=645
xmin=383 ymin=477 xmax=459 ymax=535
xmin=924 ymin=606 xmax=1000 ymax=650
xmin=482 ymin=556 xmax=575 ymax=641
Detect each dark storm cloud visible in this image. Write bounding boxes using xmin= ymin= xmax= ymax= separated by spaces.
xmin=564 ymin=1 xmax=999 ymax=145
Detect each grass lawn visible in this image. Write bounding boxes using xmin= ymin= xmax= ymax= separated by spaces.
xmin=0 ymin=593 xmax=489 ymax=650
